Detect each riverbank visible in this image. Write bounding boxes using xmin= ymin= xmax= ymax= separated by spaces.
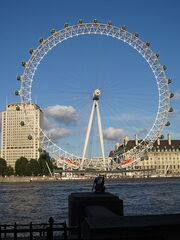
xmin=0 ymin=175 xmax=180 ymax=183
xmin=0 ymin=176 xmax=55 ymax=182
xmin=0 ymin=176 xmax=94 ymax=182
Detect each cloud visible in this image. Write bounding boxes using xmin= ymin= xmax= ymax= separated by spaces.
xmin=137 ymin=128 xmax=148 ymax=136
xmin=0 ymin=112 xmax=2 ymax=132
xmin=169 ymin=109 xmax=180 ymax=119
xmin=43 ymin=115 xmax=72 ymax=142
xmin=43 ymin=116 xmax=55 ymax=130
xmin=45 ymin=127 xmax=71 ymax=142
xmin=44 ymin=105 xmax=78 ymax=125
xmin=103 ymin=127 xmax=126 ymax=141
xmin=111 ymin=113 xmax=137 ymax=121
xmin=173 ymin=89 xmax=180 ymax=100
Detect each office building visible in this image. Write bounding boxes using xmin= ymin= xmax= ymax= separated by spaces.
xmin=1 ymin=102 xmax=43 ymax=168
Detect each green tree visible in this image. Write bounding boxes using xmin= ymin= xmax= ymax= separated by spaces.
xmin=24 ymin=162 xmax=32 ymax=176
xmin=15 ymin=157 xmax=29 ymax=176
xmin=38 ymin=152 xmax=54 ymax=176
xmin=29 ymin=159 xmax=40 ymax=176
xmin=0 ymin=158 xmax=7 ymax=176
xmin=5 ymin=165 xmax=14 ymax=176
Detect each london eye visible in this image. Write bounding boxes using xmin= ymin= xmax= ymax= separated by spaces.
xmin=15 ymin=20 xmax=173 ymax=170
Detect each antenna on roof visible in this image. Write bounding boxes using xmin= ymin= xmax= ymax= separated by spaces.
xmin=6 ymin=96 xmax=8 ymax=106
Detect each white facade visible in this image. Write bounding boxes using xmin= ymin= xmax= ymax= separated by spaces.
xmin=112 ymin=135 xmax=180 ymax=176
xmin=134 ymin=146 xmax=180 ymax=176
xmin=1 ymin=103 xmax=43 ymax=168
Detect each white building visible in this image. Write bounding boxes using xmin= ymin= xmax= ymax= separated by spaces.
xmin=111 ymin=134 xmax=180 ymax=176
xmin=1 ymin=102 xmax=43 ymax=168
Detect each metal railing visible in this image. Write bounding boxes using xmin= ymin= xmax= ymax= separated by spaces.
xmin=0 ymin=217 xmax=81 ymax=240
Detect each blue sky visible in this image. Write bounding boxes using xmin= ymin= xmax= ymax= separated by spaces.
xmin=0 ymin=0 xmax=180 ymax=157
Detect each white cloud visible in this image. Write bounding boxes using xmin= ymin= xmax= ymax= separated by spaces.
xmin=111 ymin=113 xmax=137 ymax=121
xmin=44 ymin=105 xmax=78 ymax=125
xmin=43 ymin=116 xmax=55 ymax=130
xmin=169 ymin=109 xmax=180 ymax=119
xmin=43 ymin=115 xmax=72 ymax=142
xmin=103 ymin=127 xmax=126 ymax=141
xmin=173 ymin=89 xmax=180 ymax=100
xmin=0 ymin=112 xmax=2 ymax=132
xmin=45 ymin=127 xmax=71 ymax=142
xmin=137 ymin=128 xmax=148 ymax=137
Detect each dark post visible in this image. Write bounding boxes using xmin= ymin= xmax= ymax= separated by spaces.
xmin=14 ymin=223 xmax=17 ymax=240
xmin=63 ymin=221 xmax=67 ymax=240
xmin=46 ymin=217 xmax=54 ymax=240
xmin=0 ymin=226 xmax=1 ymax=240
xmin=30 ymin=222 xmax=33 ymax=240
xmin=4 ymin=226 xmax=7 ymax=238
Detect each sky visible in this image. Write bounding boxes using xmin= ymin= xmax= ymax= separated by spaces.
xmin=0 ymin=0 xmax=180 ymax=157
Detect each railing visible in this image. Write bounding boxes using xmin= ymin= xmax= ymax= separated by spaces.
xmin=0 ymin=217 xmax=81 ymax=240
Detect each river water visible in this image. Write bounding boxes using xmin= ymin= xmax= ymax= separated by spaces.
xmin=0 ymin=177 xmax=180 ymax=224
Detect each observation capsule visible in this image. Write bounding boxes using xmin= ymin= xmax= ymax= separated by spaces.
xmin=108 ymin=21 xmax=112 ymax=25
xmin=145 ymin=42 xmax=150 ymax=47
xmin=20 ymin=121 xmax=25 ymax=126
xmin=17 ymin=75 xmax=21 ymax=81
xmin=152 ymin=146 xmax=156 ymax=151
xmin=78 ymin=19 xmax=83 ymax=24
xmin=64 ymin=23 xmax=69 ymax=28
xmin=165 ymin=121 xmax=170 ymax=126
xmin=15 ymin=90 xmax=19 ymax=96
xmin=21 ymin=61 xmax=26 ymax=67
xmin=163 ymin=65 xmax=167 ymax=70
xmin=29 ymin=48 xmax=34 ymax=54
xmin=51 ymin=29 xmax=56 ymax=34
xmin=39 ymin=38 xmax=44 ymax=43
xmin=134 ymin=33 xmax=139 ymax=37
xmin=121 ymin=25 xmax=126 ymax=30
xmin=169 ymin=93 xmax=174 ymax=98
xmin=167 ymin=78 xmax=172 ymax=84
xmin=160 ymin=134 xmax=164 ymax=139
xmin=93 ymin=19 xmax=98 ymax=24
xmin=38 ymin=147 xmax=43 ymax=152
xmin=28 ymin=135 xmax=32 ymax=140
xmin=16 ymin=106 xmax=20 ymax=111
xmin=169 ymin=107 xmax=174 ymax=112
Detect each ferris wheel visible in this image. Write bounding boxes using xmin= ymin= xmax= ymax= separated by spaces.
xmin=15 ymin=20 xmax=173 ymax=170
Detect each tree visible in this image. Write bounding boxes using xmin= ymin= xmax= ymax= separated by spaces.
xmin=15 ymin=157 xmax=29 ymax=176
xmin=29 ymin=159 xmax=40 ymax=176
xmin=0 ymin=158 xmax=7 ymax=176
xmin=5 ymin=165 xmax=14 ymax=176
xmin=38 ymin=152 xmax=54 ymax=176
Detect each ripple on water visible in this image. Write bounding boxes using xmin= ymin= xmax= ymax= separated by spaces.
xmin=0 ymin=178 xmax=180 ymax=224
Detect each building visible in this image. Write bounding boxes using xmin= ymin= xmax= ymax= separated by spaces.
xmin=1 ymin=102 xmax=43 ymax=168
xmin=111 ymin=134 xmax=180 ymax=176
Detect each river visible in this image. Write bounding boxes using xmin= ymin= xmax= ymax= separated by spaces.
xmin=0 ymin=177 xmax=180 ymax=224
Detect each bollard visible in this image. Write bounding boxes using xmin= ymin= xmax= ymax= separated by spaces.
xmin=30 ymin=222 xmax=33 ymax=240
xmin=4 ymin=226 xmax=6 ymax=239
xmin=46 ymin=217 xmax=54 ymax=240
xmin=63 ymin=221 xmax=67 ymax=240
xmin=14 ymin=223 xmax=17 ymax=240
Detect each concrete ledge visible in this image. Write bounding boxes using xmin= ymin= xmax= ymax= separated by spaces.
xmin=81 ymin=214 xmax=180 ymax=239
xmin=68 ymin=192 xmax=123 ymax=227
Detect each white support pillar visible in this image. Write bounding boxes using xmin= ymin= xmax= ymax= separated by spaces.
xmin=81 ymin=100 xmax=96 ymax=169
xmin=96 ymin=101 xmax=106 ymax=169
xmin=81 ymin=89 xmax=106 ymax=170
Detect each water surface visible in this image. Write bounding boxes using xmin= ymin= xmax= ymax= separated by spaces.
xmin=0 ymin=177 xmax=180 ymax=224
